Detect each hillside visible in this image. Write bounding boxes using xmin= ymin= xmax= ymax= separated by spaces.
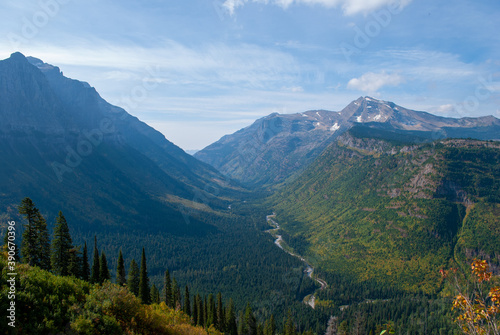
xmin=196 ymin=97 xmax=500 ymax=188
xmin=0 ymin=251 xmax=224 ymax=335
xmin=0 ymin=53 xmax=311 ymax=315
xmin=0 ymin=52 xmax=242 ymax=231
xmin=269 ymin=127 xmax=500 ymax=300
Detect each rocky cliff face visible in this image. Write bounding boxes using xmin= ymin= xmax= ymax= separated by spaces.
xmin=195 ymin=109 xmax=344 ymax=187
xmin=196 ymin=96 xmax=500 ymax=187
xmin=0 ymin=52 xmax=239 ymax=233
xmin=0 ymin=52 xmax=70 ymax=133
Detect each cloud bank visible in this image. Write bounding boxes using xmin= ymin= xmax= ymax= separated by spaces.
xmin=222 ymin=0 xmax=412 ymax=15
xmin=347 ymin=71 xmax=404 ymax=94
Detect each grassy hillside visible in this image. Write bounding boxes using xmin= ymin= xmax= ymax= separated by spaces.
xmin=269 ymin=131 xmax=500 ymax=299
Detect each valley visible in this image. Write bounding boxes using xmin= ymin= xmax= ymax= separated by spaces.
xmin=1 ymin=52 xmax=499 ymax=334
xmin=265 ymin=214 xmax=328 ymax=308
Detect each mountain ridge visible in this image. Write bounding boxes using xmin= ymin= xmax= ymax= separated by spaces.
xmin=0 ymin=52 xmax=219 ymax=234
xmin=267 ymin=130 xmax=500 ymax=298
xmin=195 ymin=96 xmax=500 ymax=187
xmin=0 ymin=52 xmax=320 ymax=315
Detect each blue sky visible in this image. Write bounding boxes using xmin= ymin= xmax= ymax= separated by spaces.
xmin=1 ymin=0 xmax=499 ymax=150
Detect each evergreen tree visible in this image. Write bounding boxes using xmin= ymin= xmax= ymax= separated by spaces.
xmin=207 ymin=293 xmax=215 ymax=327
xmin=33 ymin=211 xmax=51 ymax=271
xmin=264 ymin=314 xmax=276 ymax=335
xmin=175 ymin=283 xmax=182 ymax=309
xmin=244 ymin=303 xmax=257 ymax=335
xmin=50 ymin=211 xmax=73 ymax=276
xmin=193 ymin=294 xmax=199 ymax=325
xmin=81 ymin=242 xmax=90 ymax=281
xmin=351 ymin=311 xmax=365 ymax=335
xmin=138 ymin=247 xmax=151 ymax=304
xmin=163 ymin=269 xmax=172 ymax=307
xmin=197 ymin=294 xmax=205 ymax=326
xmin=226 ymin=298 xmax=238 ymax=335
xmin=151 ymin=284 xmax=160 ymax=304
xmin=172 ymin=278 xmax=179 ymax=309
xmin=19 ymin=197 xmax=38 ymax=266
xmin=338 ymin=321 xmax=349 ymax=335
xmin=116 ymin=249 xmax=126 ymax=286
xmin=183 ymin=285 xmax=191 ymax=316
xmin=204 ymin=296 xmax=208 ymax=327
xmin=67 ymin=247 xmax=81 ymax=278
xmin=127 ymin=259 xmax=140 ymax=296
xmin=19 ymin=198 xmax=50 ymax=270
xmin=90 ymin=236 xmax=100 ymax=284
xmin=100 ymin=252 xmax=110 ymax=282
xmin=238 ymin=310 xmax=245 ymax=335
xmin=216 ymin=292 xmax=225 ymax=331
xmin=284 ymin=310 xmax=296 ymax=335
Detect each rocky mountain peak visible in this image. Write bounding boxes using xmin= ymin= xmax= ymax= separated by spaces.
xmin=27 ymin=56 xmax=58 ymax=72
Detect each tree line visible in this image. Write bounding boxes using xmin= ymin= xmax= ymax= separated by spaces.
xmin=6 ymin=197 xmax=313 ymax=335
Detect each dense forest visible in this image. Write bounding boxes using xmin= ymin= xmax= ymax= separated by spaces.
xmin=1 ymin=198 xmax=327 ymax=334
xmin=1 ymin=137 xmax=499 ymax=334
xmin=2 ymin=196 xmax=499 ymax=334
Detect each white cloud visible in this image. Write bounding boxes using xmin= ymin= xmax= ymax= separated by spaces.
xmin=435 ymin=104 xmax=455 ymax=114
xmin=347 ymin=71 xmax=404 ymax=94
xmin=222 ymin=0 xmax=246 ymax=15
xmin=11 ymin=40 xmax=302 ymax=91
xmin=222 ymin=0 xmax=412 ymax=15
xmin=340 ymin=0 xmax=412 ymax=15
xmin=283 ymin=86 xmax=304 ymax=92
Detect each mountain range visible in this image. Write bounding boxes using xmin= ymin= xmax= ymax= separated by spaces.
xmin=1 ymin=52 xmax=499 ymax=333
xmin=195 ymin=96 xmax=500 ymax=187
xmin=0 ymin=53 xmax=310 ymax=313
xmin=0 ymin=52 xmax=240 ymax=234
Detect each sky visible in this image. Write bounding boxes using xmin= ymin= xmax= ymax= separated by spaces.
xmin=1 ymin=0 xmax=499 ymax=150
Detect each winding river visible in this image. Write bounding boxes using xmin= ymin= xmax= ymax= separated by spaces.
xmin=265 ymin=214 xmax=327 ymax=308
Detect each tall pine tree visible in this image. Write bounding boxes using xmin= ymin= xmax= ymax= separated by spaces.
xmin=238 ymin=310 xmax=245 ymax=335
xmin=100 ymin=252 xmax=110 ymax=283
xmin=67 ymin=247 xmax=81 ymax=278
xmin=81 ymin=242 xmax=90 ymax=281
xmin=283 ymin=310 xmax=296 ymax=335
xmin=127 ymin=259 xmax=140 ymax=296
xmin=216 ymin=292 xmax=225 ymax=332
xmin=172 ymin=278 xmax=179 ymax=309
xmin=90 ymin=236 xmax=100 ymax=284
xmin=183 ymin=285 xmax=191 ymax=316
xmin=33 ymin=211 xmax=51 ymax=271
xmin=19 ymin=197 xmax=37 ymax=266
xmin=264 ymin=314 xmax=276 ymax=335
xmin=19 ymin=198 xmax=50 ymax=270
xmin=163 ymin=269 xmax=172 ymax=307
xmin=116 ymin=249 xmax=126 ymax=286
xmin=192 ymin=294 xmax=199 ymax=325
xmin=244 ymin=303 xmax=257 ymax=335
xmin=197 ymin=294 xmax=205 ymax=326
xmin=50 ymin=211 xmax=73 ymax=276
xmin=138 ymin=248 xmax=151 ymax=304
xmin=207 ymin=294 xmax=215 ymax=328
xmin=226 ymin=299 xmax=238 ymax=335
xmin=151 ymin=284 xmax=160 ymax=304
